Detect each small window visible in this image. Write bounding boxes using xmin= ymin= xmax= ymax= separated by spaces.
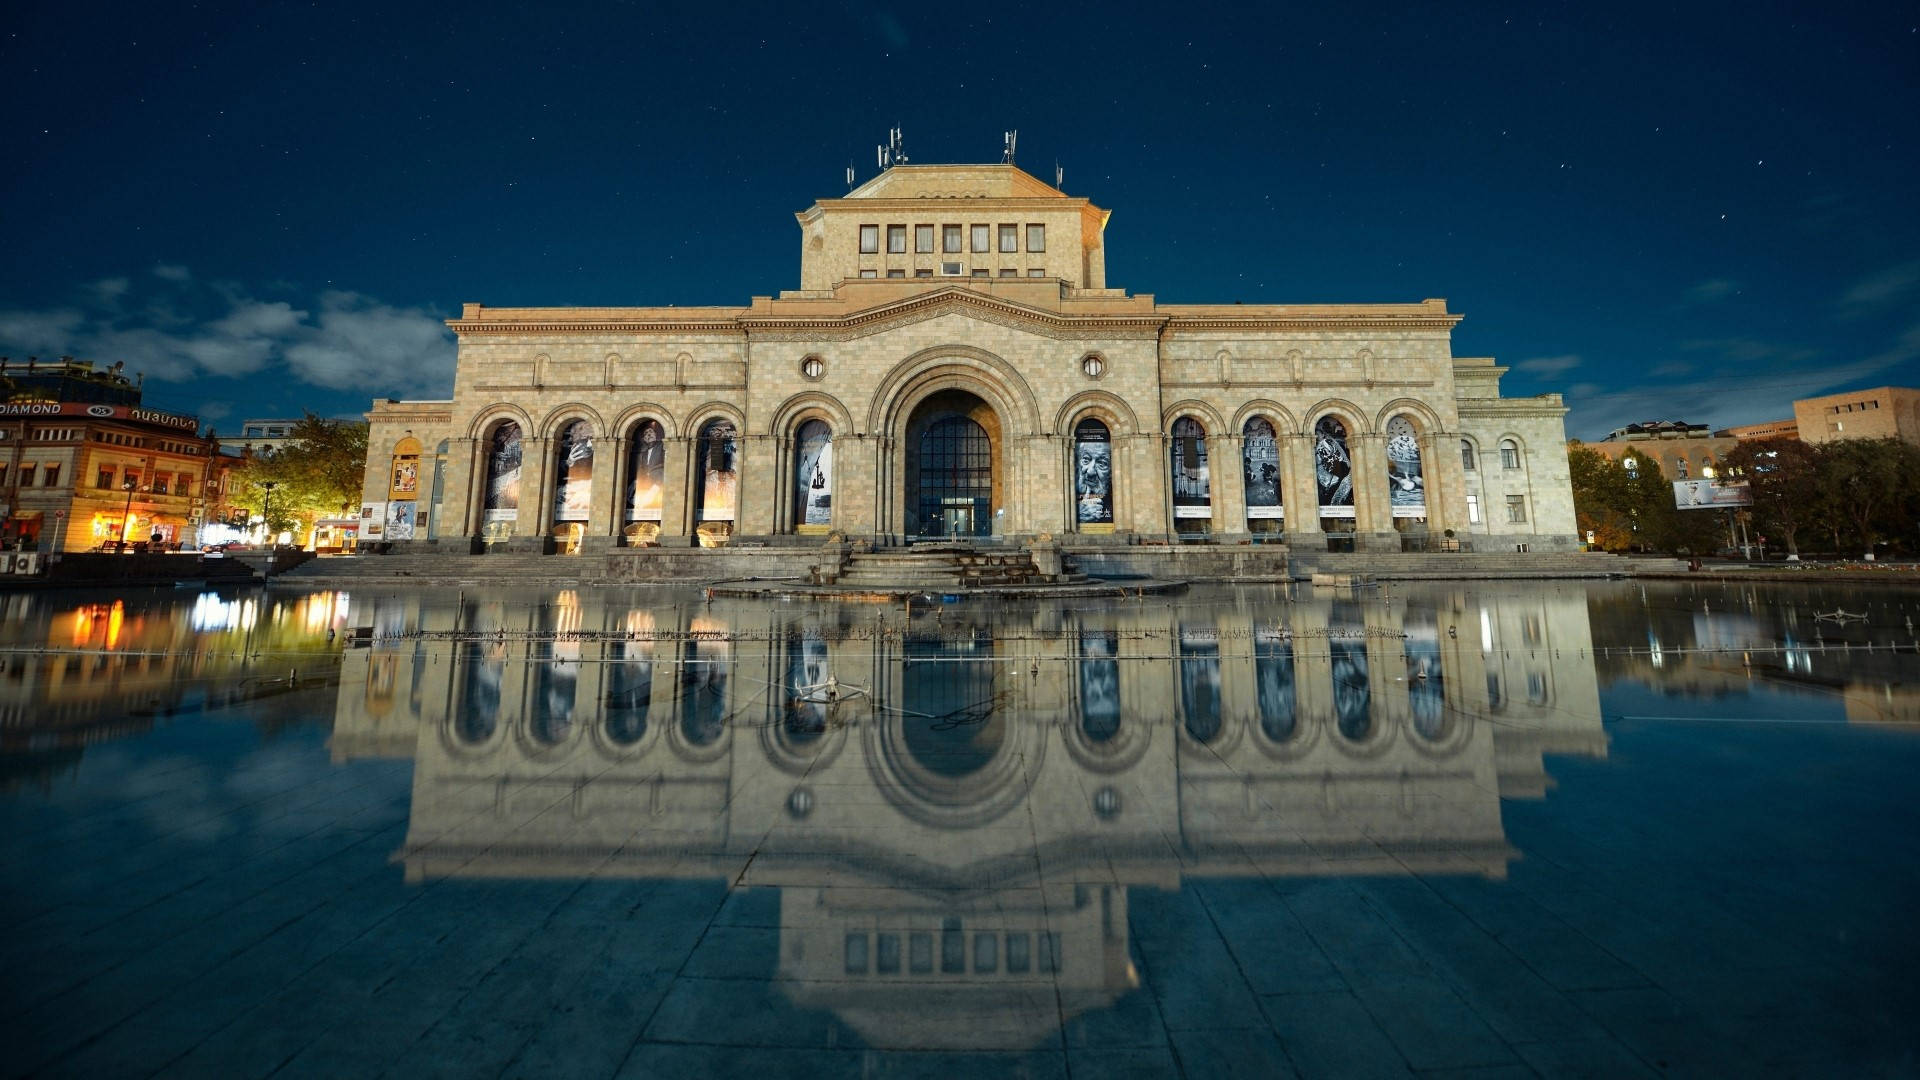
xmin=999 ymin=224 xmax=1018 ymax=253
xmin=970 ymin=268 xmax=989 ymax=278
xmin=1676 ymin=458 xmax=1689 ymax=479
xmin=943 ymin=224 xmax=962 ymax=253
xmin=1028 ymin=269 xmax=1045 ymax=278
xmin=151 ymin=474 xmax=168 ymax=495
xmin=914 ymin=268 xmax=933 ymax=278
xmin=859 ymin=269 xmax=878 ymax=279
xmin=999 ymin=268 xmax=1017 ymax=277
xmin=1461 ymin=440 xmax=1476 ymax=471
xmin=43 ymin=464 xmax=61 ymax=487
xmin=97 ymin=468 xmax=116 ymax=489
xmin=1081 ymin=355 xmax=1106 ymax=378
xmin=1500 ymin=440 xmax=1521 ymax=469
xmin=801 ymin=356 xmax=826 ymax=380
xmin=1506 ymin=495 xmax=1527 ymax=523
xmin=178 ymin=472 xmax=194 ymax=492
xmin=859 ymin=225 xmax=879 ymax=254
xmin=887 ymin=225 xmax=906 ymax=253
xmin=1027 ymin=224 xmax=1046 ymax=252
xmin=885 ymin=269 xmax=905 ymax=279
xmin=915 ymin=224 xmax=935 ymax=253
xmin=1466 ymin=494 xmax=1481 ymax=524
xmin=941 ymin=261 xmax=963 ymax=276
xmin=19 ymin=465 xmax=36 ymax=487
xmin=971 ymin=224 xmax=990 ymax=252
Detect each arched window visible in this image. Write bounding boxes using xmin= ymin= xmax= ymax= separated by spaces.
xmin=1404 ymin=610 xmax=1448 ymax=741
xmin=1078 ymin=630 xmax=1121 ymax=741
xmin=482 ymin=421 xmax=524 ymax=535
xmin=1179 ymin=625 xmax=1222 ymax=743
xmin=625 ymin=420 xmax=665 ymax=524
xmin=1254 ymin=624 xmax=1296 ymax=742
xmin=1676 ymin=457 xmax=1690 ymax=479
xmin=1242 ymin=417 xmax=1281 ymax=531
xmin=1385 ymin=415 xmax=1425 ymax=520
xmin=1073 ymin=418 xmax=1113 ymax=527
xmin=1169 ymin=417 xmax=1210 ymax=533
xmin=781 ymin=630 xmax=830 ymax=743
xmin=1330 ymin=603 xmax=1371 ymax=741
xmin=1500 ymin=439 xmax=1521 ymax=470
xmin=551 ymin=419 xmax=594 ymax=523
xmin=1622 ymin=454 xmax=1639 ymax=477
xmin=1461 ymin=439 xmax=1477 ymax=472
xmin=605 ymin=610 xmax=654 ymax=746
xmin=1314 ymin=416 xmax=1354 ymax=539
xmin=792 ymin=420 xmax=833 ymax=531
xmin=695 ymin=419 xmax=738 ymax=523
xmin=680 ymin=616 xmax=729 ymax=746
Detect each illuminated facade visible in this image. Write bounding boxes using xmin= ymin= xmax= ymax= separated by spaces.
xmin=0 ymin=401 xmax=235 ymax=552
xmin=361 ymin=164 xmax=1579 ymax=554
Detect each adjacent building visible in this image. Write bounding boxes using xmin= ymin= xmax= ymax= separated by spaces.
xmin=359 ymin=163 xmax=1580 ymax=554
xmin=0 ymin=357 xmax=236 ymax=551
xmin=1792 ymin=386 xmax=1920 ymax=448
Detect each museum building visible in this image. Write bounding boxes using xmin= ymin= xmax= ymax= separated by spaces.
xmin=358 ymin=164 xmax=1578 ymax=553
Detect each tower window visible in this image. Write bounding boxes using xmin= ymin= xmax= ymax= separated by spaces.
xmin=859 ymin=225 xmax=879 ymax=254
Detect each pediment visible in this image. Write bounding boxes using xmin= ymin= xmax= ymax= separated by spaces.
xmin=742 ymin=286 xmax=1164 ymax=343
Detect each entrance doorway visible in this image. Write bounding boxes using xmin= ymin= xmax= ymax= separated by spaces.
xmin=904 ymin=390 xmax=1000 ymax=540
xmin=918 ymin=416 xmax=992 ymax=538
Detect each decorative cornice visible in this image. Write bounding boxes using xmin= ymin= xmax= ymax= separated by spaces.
xmin=450 ymin=321 xmax=747 ymax=336
xmin=1164 ymin=316 xmax=1463 ymax=332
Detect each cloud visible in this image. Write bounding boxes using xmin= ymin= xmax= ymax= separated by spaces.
xmin=1683 ymin=279 xmax=1740 ymax=305
xmin=1515 ymin=354 xmax=1582 ymax=375
xmin=1839 ymin=260 xmax=1920 ymax=315
xmin=284 ymin=291 xmax=455 ymax=392
xmin=0 ymin=271 xmax=453 ymax=397
xmin=89 ymin=277 xmax=131 ymax=305
xmin=1680 ymin=337 xmax=1821 ymax=367
xmin=198 ymin=400 xmax=234 ymax=421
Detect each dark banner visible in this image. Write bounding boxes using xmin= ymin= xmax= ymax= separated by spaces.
xmin=1074 ymin=418 xmax=1113 ymax=524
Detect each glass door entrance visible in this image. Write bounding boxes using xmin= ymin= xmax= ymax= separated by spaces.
xmin=917 ymin=416 xmax=992 ymax=539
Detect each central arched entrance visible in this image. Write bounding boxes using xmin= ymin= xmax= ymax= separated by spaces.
xmin=905 ymin=390 xmax=1000 ymax=539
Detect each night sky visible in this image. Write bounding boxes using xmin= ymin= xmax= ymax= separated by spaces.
xmin=3 ymin=2 xmax=1915 ymax=439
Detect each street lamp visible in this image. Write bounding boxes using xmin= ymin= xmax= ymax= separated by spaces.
xmin=120 ymin=477 xmax=138 ymax=553
xmin=262 ymin=481 xmax=277 ymax=547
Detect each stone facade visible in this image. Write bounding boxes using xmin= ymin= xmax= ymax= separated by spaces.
xmin=1793 ymin=386 xmax=1920 ymax=448
xmin=361 ymin=165 xmax=1579 ymax=554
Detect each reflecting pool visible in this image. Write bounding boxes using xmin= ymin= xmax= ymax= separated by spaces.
xmin=3 ymin=580 xmax=1917 ymax=1077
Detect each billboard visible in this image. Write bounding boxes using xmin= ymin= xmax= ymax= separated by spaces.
xmin=1673 ymin=479 xmax=1753 ymax=509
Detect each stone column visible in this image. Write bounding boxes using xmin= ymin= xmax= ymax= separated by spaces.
xmin=1350 ymin=433 xmax=1397 ymax=552
xmin=1212 ymin=431 xmax=1247 ymax=542
xmin=1283 ymin=433 xmax=1323 ymax=549
xmin=736 ymin=432 xmax=778 ymax=541
xmin=582 ymin=435 xmax=625 ymax=555
xmin=495 ymin=437 xmax=546 ymax=553
xmin=442 ymin=437 xmax=478 ymax=550
xmin=658 ymin=435 xmax=693 ymax=546
xmin=1425 ymin=432 xmax=1466 ymax=543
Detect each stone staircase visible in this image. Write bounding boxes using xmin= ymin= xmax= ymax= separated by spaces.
xmin=831 ymin=544 xmax=1088 ymax=590
xmin=1289 ymin=550 xmax=1686 ymax=580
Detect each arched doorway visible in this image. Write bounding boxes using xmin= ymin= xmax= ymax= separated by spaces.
xmin=905 ymin=390 xmax=999 ymax=539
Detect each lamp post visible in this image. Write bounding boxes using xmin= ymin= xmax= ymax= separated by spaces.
xmin=262 ymin=481 xmax=277 ymax=547
xmin=119 ymin=477 xmax=138 ymax=553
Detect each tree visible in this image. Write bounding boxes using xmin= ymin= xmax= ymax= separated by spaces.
xmin=1816 ymin=438 xmax=1920 ymax=553
xmin=232 ymin=412 xmax=369 ymax=542
xmin=1721 ymin=438 xmax=1819 ymax=557
xmin=1567 ymin=442 xmax=1636 ymax=550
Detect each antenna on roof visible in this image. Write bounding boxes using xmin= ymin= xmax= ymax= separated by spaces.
xmin=846 ymin=163 xmax=855 ymax=189
xmin=1002 ymin=130 xmax=1018 ymax=165
xmin=891 ymin=126 xmax=908 ymax=165
xmin=1055 ymin=161 xmax=1064 ymax=188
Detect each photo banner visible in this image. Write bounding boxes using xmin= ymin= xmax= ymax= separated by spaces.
xmin=1673 ymin=479 xmax=1753 ymax=509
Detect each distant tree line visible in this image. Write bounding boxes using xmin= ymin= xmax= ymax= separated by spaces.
xmin=1567 ymin=437 xmax=1920 ymax=558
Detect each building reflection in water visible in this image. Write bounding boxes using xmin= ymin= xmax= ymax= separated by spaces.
xmin=330 ymin=583 xmax=1606 ymax=1050
xmin=0 ymin=589 xmax=350 ymax=790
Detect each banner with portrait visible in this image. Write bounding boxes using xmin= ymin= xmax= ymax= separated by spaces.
xmin=385 ymin=500 xmax=415 ymax=540
xmin=484 ymin=421 xmax=523 ymax=522
xmin=1170 ymin=417 xmax=1211 ymax=518
xmin=1315 ymin=415 xmax=1354 ymax=511
xmin=626 ymin=420 xmax=665 ymax=521
xmin=1673 ymin=479 xmax=1753 ymax=509
xmin=698 ymin=419 xmax=738 ymax=522
xmin=1074 ymin=418 xmax=1113 ymax=525
xmin=1243 ymin=417 xmax=1281 ymax=519
xmin=1385 ymin=414 xmax=1426 ymax=517
xmin=793 ymin=420 xmax=833 ymax=528
xmin=552 ymin=420 xmax=594 ymax=523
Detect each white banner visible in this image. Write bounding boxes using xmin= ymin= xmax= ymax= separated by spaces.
xmin=1391 ymin=505 xmax=1427 ymax=518
xmin=1246 ymin=506 xmax=1284 ymax=519
xmin=1318 ymin=506 xmax=1356 ymax=518
xmin=1674 ymin=479 xmax=1753 ymax=509
xmin=1174 ymin=505 xmax=1213 ymax=519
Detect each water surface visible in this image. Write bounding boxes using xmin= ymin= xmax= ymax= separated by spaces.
xmin=2 ymin=580 xmax=1916 ymax=1077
